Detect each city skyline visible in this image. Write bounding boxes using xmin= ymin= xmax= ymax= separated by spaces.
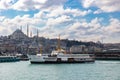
xmin=0 ymin=0 xmax=120 ymax=43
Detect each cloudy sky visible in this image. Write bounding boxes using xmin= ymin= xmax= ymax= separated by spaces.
xmin=0 ymin=0 xmax=120 ymax=43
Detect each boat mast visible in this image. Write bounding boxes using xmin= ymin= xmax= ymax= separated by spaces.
xmin=57 ymin=35 xmax=61 ymax=51
xmin=40 ymin=47 xmax=42 ymax=54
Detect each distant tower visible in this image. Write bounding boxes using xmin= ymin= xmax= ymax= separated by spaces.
xmin=27 ymin=24 xmax=29 ymax=37
xmin=30 ymin=31 xmax=32 ymax=37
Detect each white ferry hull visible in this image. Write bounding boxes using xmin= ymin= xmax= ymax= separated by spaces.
xmin=29 ymin=54 xmax=95 ymax=64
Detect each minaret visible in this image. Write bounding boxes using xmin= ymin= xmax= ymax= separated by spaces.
xmin=36 ymin=29 xmax=39 ymax=44
xmin=27 ymin=24 xmax=29 ymax=37
xmin=37 ymin=29 xmax=39 ymax=38
xmin=20 ymin=26 xmax=22 ymax=31
xmin=30 ymin=31 xmax=32 ymax=37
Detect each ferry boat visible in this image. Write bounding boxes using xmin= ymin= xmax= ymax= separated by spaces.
xmin=0 ymin=56 xmax=20 ymax=62
xmin=29 ymin=35 xmax=95 ymax=63
xmin=29 ymin=50 xmax=95 ymax=63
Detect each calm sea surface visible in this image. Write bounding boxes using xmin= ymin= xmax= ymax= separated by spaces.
xmin=0 ymin=61 xmax=120 ymax=80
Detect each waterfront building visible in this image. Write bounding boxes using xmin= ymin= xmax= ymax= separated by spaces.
xmin=88 ymin=46 xmax=102 ymax=52
xmin=70 ymin=45 xmax=87 ymax=53
xmin=0 ymin=43 xmax=15 ymax=53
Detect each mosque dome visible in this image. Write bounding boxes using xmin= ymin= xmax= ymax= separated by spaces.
xmin=10 ymin=29 xmax=28 ymax=40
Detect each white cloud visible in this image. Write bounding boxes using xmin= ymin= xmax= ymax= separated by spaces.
xmin=46 ymin=15 xmax=71 ymax=26
xmin=0 ymin=14 xmax=120 ymax=43
xmin=12 ymin=0 xmax=48 ymax=11
xmin=93 ymin=9 xmax=103 ymax=14
xmin=68 ymin=22 xmax=81 ymax=31
xmin=46 ymin=6 xmax=91 ymax=17
xmin=34 ymin=11 xmax=46 ymax=19
xmin=61 ymin=17 xmax=120 ymax=42
xmin=0 ymin=0 xmax=14 ymax=9
xmin=0 ymin=14 xmax=45 ymax=36
xmin=82 ymin=0 xmax=120 ymax=13
xmin=11 ymin=0 xmax=67 ymax=11
xmin=0 ymin=0 xmax=119 ymax=43
xmin=36 ymin=17 xmax=119 ymax=43
xmin=40 ymin=0 xmax=66 ymax=11
xmin=0 ymin=0 xmax=67 ymax=11
xmin=0 ymin=16 xmax=5 ymax=21
xmin=104 ymin=18 xmax=120 ymax=33
xmin=68 ymin=17 xmax=101 ymax=34
xmin=82 ymin=0 xmax=95 ymax=8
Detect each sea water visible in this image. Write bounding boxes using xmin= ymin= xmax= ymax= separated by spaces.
xmin=0 ymin=61 xmax=120 ymax=80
